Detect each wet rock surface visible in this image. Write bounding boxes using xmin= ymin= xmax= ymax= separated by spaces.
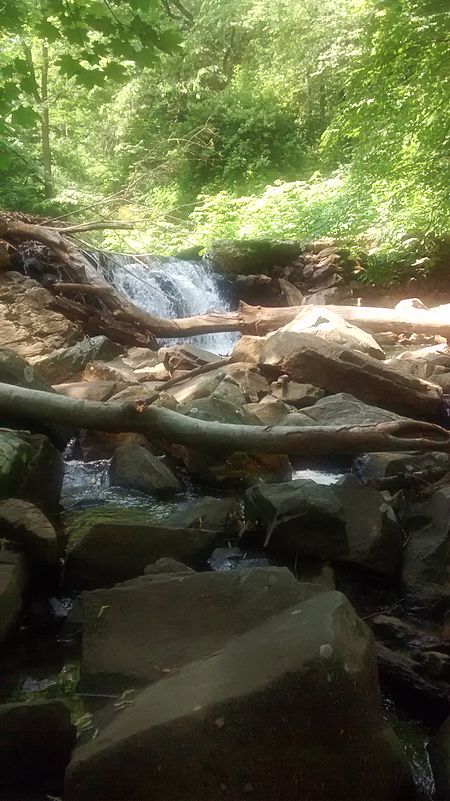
xmin=64 ymin=507 xmax=217 ymax=589
xmin=65 ymin=590 xmax=412 ymax=801
xmin=1 ymin=260 xmax=450 ymax=801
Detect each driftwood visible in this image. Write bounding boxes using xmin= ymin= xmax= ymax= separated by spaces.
xmin=2 ymin=381 xmax=450 ymax=456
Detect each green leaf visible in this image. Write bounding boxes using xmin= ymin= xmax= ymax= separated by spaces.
xmin=11 ymin=106 xmax=40 ymax=128
xmin=156 ymin=29 xmax=182 ymax=54
xmin=103 ymin=61 xmax=128 ymax=82
xmin=12 ymin=58 xmax=29 ymax=77
xmin=35 ymin=20 xmax=61 ymax=42
xmin=56 ymin=53 xmax=82 ymax=78
xmin=19 ymin=74 xmax=38 ymax=95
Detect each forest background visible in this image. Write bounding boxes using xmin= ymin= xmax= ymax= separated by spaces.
xmin=1 ymin=0 xmax=449 ymax=283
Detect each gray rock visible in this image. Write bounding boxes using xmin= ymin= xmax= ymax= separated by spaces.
xmin=31 ymin=336 xmax=122 ymax=384
xmin=428 ymin=717 xmax=450 ymax=800
xmin=64 ymin=508 xmax=217 ymax=589
xmin=0 ymin=498 xmax=58 ymax=575
xmin=166 ymin=496 xmax=241 ymax=532
xmin=143 ymin=557 xmax=195 ymax=576
xmin=285 ymin=392 xmax=402 ymax=427
xmin=245 ymin=478 xmax=403 ymax=576
xmin=65 ymin=591 xmax=411 ymax=801
xmin=78 ymin=567 xmax=318 ymax=688
xmin=0 ymin=700 xmax=75 ymax=796
xmin=0 ymin=552 xmax=27 ymax=642
xmin=109 ymin=443 xmax=180 ymax=495
xmin=402 ymin=486 xmax=450 ymax=603
xmin=180 ymin=395 xmax=258 ymax=425
xmin=273 ymin=306 xmax=385 ymax=360
xmin=0 ymin=430 xmax=64 ymax=512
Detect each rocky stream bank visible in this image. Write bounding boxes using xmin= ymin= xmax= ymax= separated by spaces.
xmin=0 ymin=228 xmax=449 ymax=801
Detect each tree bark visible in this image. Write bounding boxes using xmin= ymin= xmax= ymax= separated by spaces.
xmin=1 ymin=381 xmax=450 ymax=456
xmin=40 ymin=43 xmax=52 ymax=199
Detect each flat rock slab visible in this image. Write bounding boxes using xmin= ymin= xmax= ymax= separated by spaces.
xmin=64 ymin=508 xmax=217 ymax=589
xmin=78 ymin=567 xmax=317 ymax=687
xmin=66 ymin=591 xmax=411 ymax=801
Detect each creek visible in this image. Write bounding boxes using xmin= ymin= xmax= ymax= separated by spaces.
xmin=0 ymin=254 xmax=439 ymax=800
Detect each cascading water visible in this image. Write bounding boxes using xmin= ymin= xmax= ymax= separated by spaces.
xmin=90 ymin=250 xmax=236 ymax=355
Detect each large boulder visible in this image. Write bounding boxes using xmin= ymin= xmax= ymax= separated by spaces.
xmin=109 ymin=443 xmax=180 ymax=495
xmin=284 ymin=392 xmax=402 ymax=427
xmin=402 ymin=486 xmax=450 ymax=604
xmin=0 ymin=700 xmax=75 ymax=797
xmin=245 ymin=478 xmax=403 ymax=576
xmin=169 ymin=363 xmax=269 ymax=406
xmin=64 ymin=507 xmax=217 ymax=589
xmin=207 ymin=239 xmax=302 ymax=275
xmin=275 ymin=306 xmax=385 ymax=360
xmin=428 ymin=717 xmax=450 ymax=801
xmin=258 ymin=331 xmax=442 ymax=419
xmin=0 ymin=552 xmax=27 ymax=643
xmin=0 ymin=271 xmax=79 ymax=361
xmin=77 ymin=567 xmax=318 ymax=687
xmin=65 ymin=591 xmax=412 ymax=801
xmin=30 ymin=336 xmax=122 ymax=383
xmin=0 ymin=430 xmax=64 ymax=512
xmin=0 ymin=498 xmax=58 ymax=577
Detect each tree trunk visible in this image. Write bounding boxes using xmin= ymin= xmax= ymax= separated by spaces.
xmin=1 ymin=381 xmax=450 ymax=456
xmin=40 ymin=43 xmax=52 ymax=199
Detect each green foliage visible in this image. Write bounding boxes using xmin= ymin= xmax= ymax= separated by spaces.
xmin=0 ymin=0 xmax=449 ymax=283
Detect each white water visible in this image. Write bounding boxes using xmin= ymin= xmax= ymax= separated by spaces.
xmin=91 ymin=251 xmax=236 ymax=355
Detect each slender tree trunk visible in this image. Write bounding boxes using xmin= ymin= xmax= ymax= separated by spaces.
xmin=40 ymin=43 xmax=52 ymax=199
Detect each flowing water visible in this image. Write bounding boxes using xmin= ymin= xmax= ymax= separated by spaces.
xmin=4 ymin=252 xmax=436 ymax=798
xmin=89 ymin=250 xmax=236 ymax=355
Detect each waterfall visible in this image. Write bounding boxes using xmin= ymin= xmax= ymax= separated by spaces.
xmin=90 ymin=251 xmax=236 ymax=355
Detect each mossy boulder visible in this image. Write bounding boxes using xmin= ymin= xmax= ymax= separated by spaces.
xmin=207 ymin=239 xmax=302 ymax=275
xmin=64 ymin=507 xmax=217 ymax=589
xmin=0 ymin=430 xmax=64 ymax=512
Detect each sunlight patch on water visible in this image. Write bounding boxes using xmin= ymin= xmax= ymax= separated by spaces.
xmin=292 ymin=468 xmax=344 ymax=485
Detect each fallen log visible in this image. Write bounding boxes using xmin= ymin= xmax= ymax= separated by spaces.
xmin=2 ymin=382 xmax=450 ymax=456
